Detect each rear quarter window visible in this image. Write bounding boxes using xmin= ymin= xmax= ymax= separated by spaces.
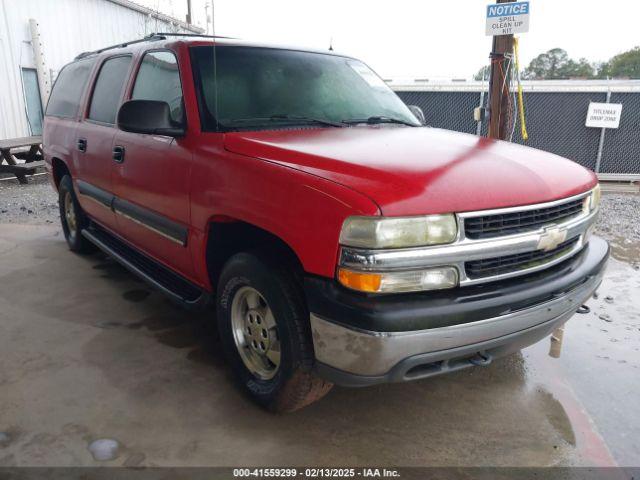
xmin=46 ymin=58 xmax=96 ymax=118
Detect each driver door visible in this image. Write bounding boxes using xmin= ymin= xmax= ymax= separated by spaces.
xmin=111 ymin=50 xmax=194 ymax=278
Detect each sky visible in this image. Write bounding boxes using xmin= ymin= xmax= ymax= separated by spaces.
xmin=137 ymin=0 xmax=640 ymax=80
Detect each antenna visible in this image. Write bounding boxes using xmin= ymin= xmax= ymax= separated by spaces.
xmin=211 ymin=0 xmax=219 ymax=129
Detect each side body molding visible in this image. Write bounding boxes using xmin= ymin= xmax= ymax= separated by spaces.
xmin=76 ymin=179 xmax=188 ymax=246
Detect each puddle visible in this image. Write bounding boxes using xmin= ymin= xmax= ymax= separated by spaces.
xmin=95 ymin=321 xmax=124 ymax=329
xmin=122 ymin=289 xmax=151 ymax=302
xmin=123 ymin=451 xmax=146 ymax=467
xmin=187 ymin=345 xmax=226 ymax=368
xmin=534 ymin=388 xmax=576 ymax=446
xmin=606 ymin=235 xmax=640 ymax=265
xmin=92 ymin=255 xmax=143 ymax=283
xmin=154 ymin=326 xmax=198 ymax=349
xmin=522 ymin=252 xmax=640 ymax=465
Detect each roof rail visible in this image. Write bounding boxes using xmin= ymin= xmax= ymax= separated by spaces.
xmin=148 ymin=32 xmax=236 ymax=40
xmin=75 ymin=34 xmax=165 ymax=60
xmin=74 ymin=32 xmax=235 ymax=60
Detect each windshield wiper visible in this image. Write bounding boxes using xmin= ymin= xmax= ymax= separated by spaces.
xmin=226 ymin=114 xmax=344 ymax=128
xmin=341 ymin=116 xmax=418 ymax=127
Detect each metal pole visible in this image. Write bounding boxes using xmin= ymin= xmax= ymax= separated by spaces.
xmin=594 ymin=89 xmax=612 ymax=174
xmin=476 ymin=89 xmax=485 ymax=136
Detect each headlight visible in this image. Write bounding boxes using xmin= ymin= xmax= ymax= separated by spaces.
xmin=339 ymin=214 xmax=458 ymax=249
xmin=337 ymin=266 xmax=459 ymax=293
xmin=590 ymin=184 xmax=601 ymax=211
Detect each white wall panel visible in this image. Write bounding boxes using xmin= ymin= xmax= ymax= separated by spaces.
xmin=0 ymin=0 xmax=198 ymax=140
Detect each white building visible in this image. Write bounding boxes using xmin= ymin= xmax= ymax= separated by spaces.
xmin=0 ymin=0 xmax=202 ymax=140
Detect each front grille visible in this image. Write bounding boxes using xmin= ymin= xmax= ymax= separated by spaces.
xmin=465 ymin=237 xmax=580 ymax=279
xmin=464 ymin=198 xmax=585 ymax=239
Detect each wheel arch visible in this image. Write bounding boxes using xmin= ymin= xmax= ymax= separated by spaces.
xmin=205 ymin=217 xmax=305 ymax=291
xmin=51 ymin=157 xmax=71 ymax=189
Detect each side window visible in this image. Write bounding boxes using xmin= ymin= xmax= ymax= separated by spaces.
xmin=88 ymin=56 xmax=132 ymax=124
xmin=132 ymin=51 xmax=184 ymax=123
xmin=46 ymin=58 xmax=95 ymax=118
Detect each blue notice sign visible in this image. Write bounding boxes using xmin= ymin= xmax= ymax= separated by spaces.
xmin=486 ymin=1 xmax=530 ymax=36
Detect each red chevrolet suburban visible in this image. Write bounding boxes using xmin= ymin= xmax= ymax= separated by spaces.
xmin=43 ymin=34 xmax=608 ymax=412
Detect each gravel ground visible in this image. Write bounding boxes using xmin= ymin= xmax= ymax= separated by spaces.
xmin=1 ymin=174 xmax=639 ymax=245
xmin=594 ymin=192 xmax=640 ymax=243
xmin=0 ymin=175 xmax=58 ymax=225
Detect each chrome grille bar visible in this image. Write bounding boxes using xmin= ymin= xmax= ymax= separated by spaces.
xmin=339 ymin=191 xmax=597 ymax=287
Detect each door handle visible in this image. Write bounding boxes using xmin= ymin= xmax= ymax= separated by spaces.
xmin=112 ymin=145 xmax=125 ymax=163
xmin=77 ymin=138 xmax=87 ymax=152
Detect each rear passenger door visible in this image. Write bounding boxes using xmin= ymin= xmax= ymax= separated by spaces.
xmin=74 ymin=55 xmax=132 ymax=230
xmin=112 ymin=50 xmax=194 ymax=278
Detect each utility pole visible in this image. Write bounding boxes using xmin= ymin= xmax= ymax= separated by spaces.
xmin=488 ymin=0 xmax=515 ymax=140
xmin=186 ymin=0 xmax=192 ymax=24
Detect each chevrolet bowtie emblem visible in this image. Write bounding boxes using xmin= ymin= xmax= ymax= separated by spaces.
xmin=537 ymin=226 xmax=568 ymax=252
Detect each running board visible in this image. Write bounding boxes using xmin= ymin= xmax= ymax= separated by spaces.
xmin=81 ymin=225 xmax=211 ymax=309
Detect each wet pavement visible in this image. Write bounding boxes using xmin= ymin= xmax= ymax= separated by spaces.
xmin=0 ymin=223 xmax=638 ymax=467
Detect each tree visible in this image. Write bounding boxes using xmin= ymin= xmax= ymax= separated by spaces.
xmin=473 ymin=46 xmax=640 ymax=81
xmin=522 ymin=48 xmax=595 ymax=79
xmin=594 ymin=61 xmax=611 ymax=79
xmin=473 ymin=65 xmax=491 ymax=81
xmin=605 ymin=47 xmax=640 ymax=79
xmin=523 ymin=48 xmax=568 ymax=79
xmin=562 ymin=58 xmax=596 ymax=79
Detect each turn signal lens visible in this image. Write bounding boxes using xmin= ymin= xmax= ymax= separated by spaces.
xmin=337 ymin=269 xmax=382 ymax=293
xmin=337 ymin=267 xmax=458 ymax=293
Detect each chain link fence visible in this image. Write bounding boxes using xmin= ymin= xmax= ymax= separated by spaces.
xmin=393 ymin=81 xmax=640 ymax=179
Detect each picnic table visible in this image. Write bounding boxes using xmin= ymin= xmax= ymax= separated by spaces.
xmin=0 ymin=136 xmax=44 ymax=184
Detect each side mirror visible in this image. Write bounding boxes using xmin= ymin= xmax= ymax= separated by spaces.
xmin=117 ymin=100 xmax=185 ymax=137
xmin=408 ymin=105 xmax=426 ymax=125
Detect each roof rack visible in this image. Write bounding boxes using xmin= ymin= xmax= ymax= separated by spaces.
xmin=74 ymin=33 xmax=234 ymax=60
xmin=75 ymin=34 xmax=165 ymax=60
xmin=149 ymin=32 xmax=235 ymax=40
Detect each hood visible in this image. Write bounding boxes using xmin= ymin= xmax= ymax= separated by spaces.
xmin=223 ymin=126 xmax=597 ymax=216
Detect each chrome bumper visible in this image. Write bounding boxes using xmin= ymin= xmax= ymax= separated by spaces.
xmin=311 ymin=263 xmax=604 ymax=383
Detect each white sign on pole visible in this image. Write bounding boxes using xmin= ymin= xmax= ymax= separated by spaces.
xmin=585 ymin=103 xmax=623 ymax=129
xmin=486 ymin=1 xmax=530 ymax=36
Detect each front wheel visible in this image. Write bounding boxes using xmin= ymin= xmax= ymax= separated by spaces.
xmin=216 ymin=250 xmax=333 ymax=412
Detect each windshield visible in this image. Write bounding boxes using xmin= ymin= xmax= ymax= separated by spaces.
xmin=191 ymin=46 xmax=420 ymax=130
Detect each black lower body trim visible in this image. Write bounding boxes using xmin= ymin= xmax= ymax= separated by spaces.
xmin=76 ymin=179 xmax=188 ymax=246
xmin=77 ymin=179 xmax=113 ymax=208
xmin=112 ymin=197 xmax=188 ymax=246
xmin=305 ymin=236 xmax=609 ymax=333
xmin=82 ymin=224 xmax=210 ymax=308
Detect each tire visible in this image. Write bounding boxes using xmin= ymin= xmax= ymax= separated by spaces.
xmin=217 ymin=250 xmax=333 ymax=412
xmin=58 ymin=175 xmax=95 ymax=253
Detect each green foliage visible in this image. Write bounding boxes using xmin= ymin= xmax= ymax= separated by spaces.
xmin=522 ymin=49 xmax=595 ymax=80
xmin=474 ymin=46 xmax=640 ymax=80
xmin=523 ymin=48 xmax=568 ymax=79
xmin=605 ymin=47 xmax=640 ymax=79
xmin=473 ymin=65 xmax=491 ymax=81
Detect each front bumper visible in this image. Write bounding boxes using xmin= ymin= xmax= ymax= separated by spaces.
xmin=306 ymin=236 xmax=609 ymax=386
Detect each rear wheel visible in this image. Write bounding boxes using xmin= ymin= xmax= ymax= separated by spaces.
xmin=58 ymin=175 xmax=95 ymax=253
xmin=217 ymin=250 xmax=333 ymax=412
